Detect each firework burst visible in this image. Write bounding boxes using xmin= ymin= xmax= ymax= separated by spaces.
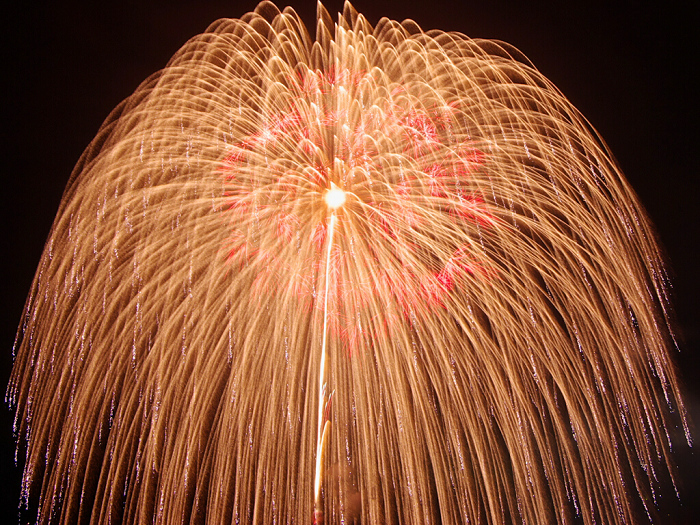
xmin=8 ymin=2 xmax=689 ymax=524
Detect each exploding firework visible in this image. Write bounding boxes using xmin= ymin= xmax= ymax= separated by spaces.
xmin=7 ymin=2 xmax=690 ymax=524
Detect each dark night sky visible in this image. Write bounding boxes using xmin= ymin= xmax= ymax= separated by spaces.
xmin=2 ymin=1 xmax=698 ymax=521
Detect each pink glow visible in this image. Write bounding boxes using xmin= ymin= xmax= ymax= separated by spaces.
xmin=221 ymin=67 xmax=497 ymax=351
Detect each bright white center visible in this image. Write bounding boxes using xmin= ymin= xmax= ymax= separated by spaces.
xmin=324 ymin=187 xmax=346 ymax=210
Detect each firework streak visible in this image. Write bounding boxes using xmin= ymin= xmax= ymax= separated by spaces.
xmin=8 ymin=2 xmax=689 ymax=523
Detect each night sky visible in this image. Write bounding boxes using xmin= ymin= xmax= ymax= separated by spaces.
xmin=2 ymin=1 xmax=698 ymax=521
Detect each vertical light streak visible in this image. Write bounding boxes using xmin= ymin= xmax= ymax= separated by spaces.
xmin=315 ymin=185 xmax=345 ymax=520
xmin=315 ymin=211 xmax=337 ymax=507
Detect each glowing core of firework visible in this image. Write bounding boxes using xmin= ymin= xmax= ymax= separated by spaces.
xmin=324 ymin=184 xmax=346 ymax=209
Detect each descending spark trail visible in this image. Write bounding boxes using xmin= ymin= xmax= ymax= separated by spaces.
xmin=7 ymin=2 xmax=690 ymax=524
xmin=315 ymin=202 xmax=341 ymax=522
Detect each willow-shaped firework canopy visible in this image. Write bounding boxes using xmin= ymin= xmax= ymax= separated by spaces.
xmin=8 ymin=2 xmax=689 ymax=524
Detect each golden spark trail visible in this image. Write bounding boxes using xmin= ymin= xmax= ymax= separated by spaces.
xmin=315 ymin=190 xmax=343 ymax=521
xmin=7 ymin=2 xmax=690 ymax=524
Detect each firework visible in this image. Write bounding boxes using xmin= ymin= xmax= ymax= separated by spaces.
xmin=8 ymin=2 xmax=689 ymax=523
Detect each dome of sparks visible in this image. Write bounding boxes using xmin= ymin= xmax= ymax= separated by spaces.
xmin=7 ymin=2 xmax=688 ymax=524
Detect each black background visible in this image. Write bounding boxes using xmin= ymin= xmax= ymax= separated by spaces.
xmin=2 ymin=1 xmax=698 ymax=521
